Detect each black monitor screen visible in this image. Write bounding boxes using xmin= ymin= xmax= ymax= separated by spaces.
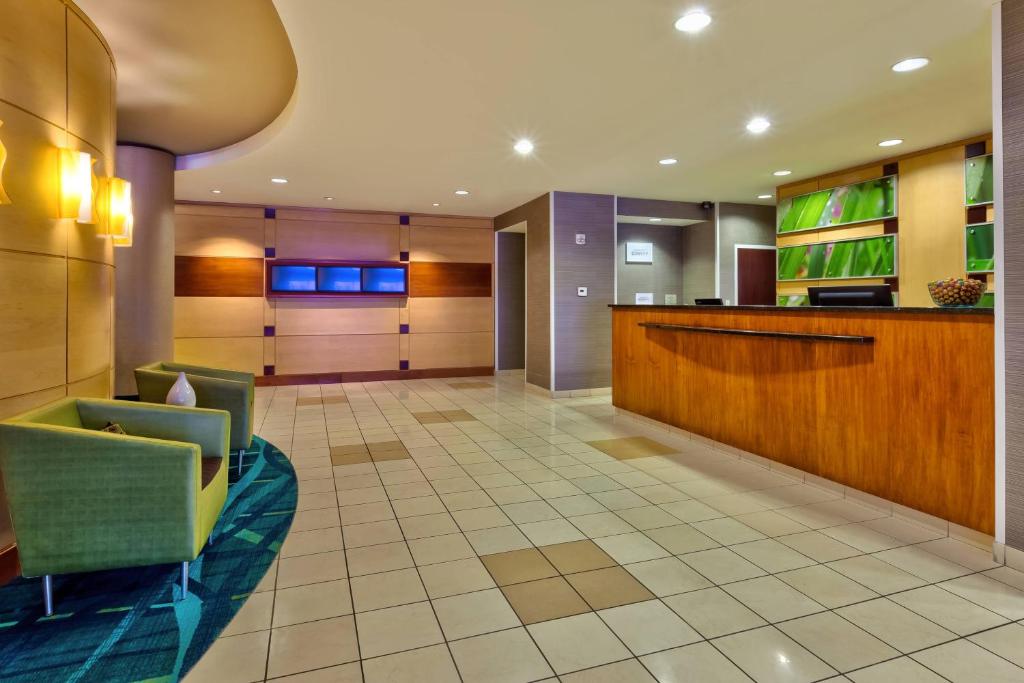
xmin=808 ymin=285 xmax=893 ymax=307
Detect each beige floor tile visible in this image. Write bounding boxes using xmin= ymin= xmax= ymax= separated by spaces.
xmin=916 ymin=537 xmax=1002 ymax=572
xmin=714 ymin=626 xmax=837 ymax=683
xmin=351 ymin=567 xmax=427 ymax=612
xmin=338 ymin=501 xmax=395 ymax=525
xmin=433 ymin=587 xmax=521 ymax=640
xmin=912 ymin=639 xmax=1024 ymax=682
xmin=731 ymin=538 xmax=817 ymax=573
xmin=501 ymin=500 xmax=561 ymax=524
xmin=872 ymin=545 xmax=974 ymax=582
xmin=519 ymin=518 xmax=586 ymax=546
xmin=723 ymin=575 xmax=826 ymax=623
xmin=290 ymin=507 xmax=341 ymax=533
xmin=566 ymin=566 xmax=655 ymax=610
xmin=386 ymin=481 xmax=437 ymax=500
xmin=659 ymin=499 xmax=726 ymax=523
xmin=362 ymin=644 xmax=459 ymax=683
xmin=615 ymin=505 xmax=682 ymax=531
xmin=590 ymin=489 xmax=650 ymax=511
xmin=643 ymin=524 xmax=719 ymax=554
xmin=297 ymin=491 xmax=343 ymax=512
xmin=679 ymin=547 xmax=767 ymax=584
xmin=594 ymin=532 xmax=670 ymax=564
xmin=827 ymin=555 xmax=928 ymax=595
xmin=419 ymin=557 xmax=496 ymax=598
xmin=449 ymin=627 xmax=554 ymax=683
xmin=398 ymin=512 xmax=460 ymax=539
xmin=624 ymin=556 xmax=713 ymax=597
xmin=568 ymin=511 xmax=636 ymax=538
xmin=549 ymin=495 xmax=607 ymax=516
xmin=836 ymin=598 xmax=957 ymax=653
xmin=487 ymin=484 xmax=542 ymax=504
xmin=452 ymin=505 xmax=513 ymax=532
xmin=559 ymin=659 xmax=656 ymax=682
xmin=267 ymin=616 xmax=360 ymax=679
xmin=265 ymin=662 xmax=362 ymax=682
xmin=778 ymin=612 xmax=898 ymax=673
xmin=337 ymin=486 xmax=389 ymax=506
xmin=846 ymin=657 xmax=947 ymax=683
xmin=272 ymin=579 xmax=353 ymax=627
xmin=342 ymin=519 xmax=404 ymax=548
xmin=221 ymin=591 xmax=275 ymax=637
xmin=775 ymin=565 xmax=878 ymax=609
xmin=531 ymin=480 xmax=586 ymax=499
xmin=968 ymin=623 xmax=1024 ymax=668
xmin=819 ymin=522 xmax=903 ymax=553
xmin=184 ymin=630 xmax=269 ymax=683
xmin=277 ymin=550 xmax=348 ymax=588
xmin=983 ymin=565 xmax=1024 ymax=591
xmin=777 ymin=530 xmax=861 ymax=562
xmin=355 ymin=602 xmax=444 ymax=659
xmin=528 ymin=612 xmax=632 ymax=675
xmin=281 ymin=527 xmax=344 ymax=558
xmin=439 ymin=489 xmax=494 ymax=511
xmin=407 ymin=532 xmax=477 ymax=565
xmin=599 ymin=599 xmax=700 ymax=656
xmin=939 ymin=573 xmax=1024 ymax=619
xmin=501 ymin=576 xmax=591 ymax=624
xmin=336 ymin=473 xmax=383 ymax=492
xmin=641 ymin=642 xmax=750 ymax=682
xmin=466 ymin=525 xmax=533 ymax=554
xmin=690 ymin=517 xmax=766 ymax=545
xmin=890 ymin=585 xmax=1008 ymax=636
xmin=345 ymin=541 xmax=414 ymax=577
xmin=663 ymin=586 xmax=766 ymax=639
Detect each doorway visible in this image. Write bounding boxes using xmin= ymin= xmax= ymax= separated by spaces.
xmin=495 ymin=223 xmax=526 ymax=370
xmin=735 ymin=245 xmax=777 ymax=305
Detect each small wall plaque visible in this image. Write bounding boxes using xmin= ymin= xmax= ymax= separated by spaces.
xmin=626 ymin=242 xmax=653 ymax=263
xmin=635 ymin=292 xmax=654 ymax=305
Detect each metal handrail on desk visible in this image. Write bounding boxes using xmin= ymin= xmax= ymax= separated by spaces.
xmin=638 ymin=322 xmax=874 ymax=344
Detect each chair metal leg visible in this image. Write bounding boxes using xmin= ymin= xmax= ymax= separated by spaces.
xmin=42 ymin=575 xmax=53 ymax=616
xmin=179 ymin=561 xmax=189 ymax=599
xmin=237 ymin=448 xmax=244 ymax=475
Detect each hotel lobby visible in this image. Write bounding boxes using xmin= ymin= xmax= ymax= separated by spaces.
xmin=1 ymin=1 xmax=1023 ymax=681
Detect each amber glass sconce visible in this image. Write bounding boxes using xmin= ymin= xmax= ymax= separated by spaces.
xmin=99 ymin=176 xmax=133 ymax=247
xmin=0 ymin=120 xmax=11 ymax=205
xmin=58 ymin=148 xmax=96 ymax=222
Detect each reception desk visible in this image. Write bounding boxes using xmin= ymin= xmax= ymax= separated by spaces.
xmin=611 ymin=305 xmax=995 ymax=534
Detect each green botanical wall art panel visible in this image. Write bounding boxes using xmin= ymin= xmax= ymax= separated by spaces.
xmin=777 ymin=295 xmax=810 ymax=306
xmin=976 ymin=291 xmax=995 ymax=308
xmin=776 ymin=176 xmax=896 ymax=234
xmin=777 ymin=235 xmax=896 ymax=281
xmin=965 ymin=154 xmax=994 ymax=206
xmin=966 ymin=222 xmax=994 ymax=273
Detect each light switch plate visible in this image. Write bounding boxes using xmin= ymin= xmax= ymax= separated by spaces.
xmin=577 ymin=286 xmax=588 ymax=297
xmin=665 ymin=294 xmax=678 ymax=305
xmin=575 ymin=233 xmax=586 ymax=245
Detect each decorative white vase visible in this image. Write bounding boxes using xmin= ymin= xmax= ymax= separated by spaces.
xmin=166 ymin=371 xmax=197 ymax=407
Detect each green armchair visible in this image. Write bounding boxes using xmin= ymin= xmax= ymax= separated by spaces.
xmin=135 ymin=362 xmax=255 ymax=473
xmin=0 ymin=398 xmax=230 ymax=615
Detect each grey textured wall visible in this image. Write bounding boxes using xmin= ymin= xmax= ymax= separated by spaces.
xmin=681 ymin=221 xmax=717 ymax=303
xmin=616 ymin=223 xmax=685 ymax=305
xmin=718 ymin=203 xmax=777 ymax=305
xmin=495 ymin=232 xmax=525 ymax=370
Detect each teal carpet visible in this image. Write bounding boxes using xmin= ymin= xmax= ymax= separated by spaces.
xmin=0 ymin=436 xmax=296 ymax=683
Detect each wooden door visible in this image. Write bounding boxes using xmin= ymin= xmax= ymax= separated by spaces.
xmin=737 ymin=247 xmax=777 ymax=305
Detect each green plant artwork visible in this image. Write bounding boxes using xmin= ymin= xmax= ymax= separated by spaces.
xmin=965 ymin=154 xmax=994 ymax=206
xmin=966 ymin=222 xmax=994 ymax=273
xmin=777 ymin=235 xmax=896 ymax=281
xmin=977 ymin=291 xmax=995 ymax=308
xmin=777 ymin=295 xmax=810 ymax=307
xmin=777 ymin=176 xmax=896 ymax=234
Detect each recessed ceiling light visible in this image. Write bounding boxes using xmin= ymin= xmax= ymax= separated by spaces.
xmin=659 ymin=158 xmax=678 ymax=166
xmin=432 ymin=202 xmax=440 ymax=207
xmin=323 ymin=196 xmax=334 ymax=200
xmin=513 ymin=139 xmax=535 ymax=155
xmin=757 ymin=194 xmax=773 ymax=199
xmin=649 ymin=218 xmax=663 ymax=222
xmin=270 ymin=177 xmax=288 ymax=184
xmin=878 ymin=138 xmax=904 ymax=147
xmin=746 ymin=117 xmax=771 ymax=134
xmin=773 ymin=170 xmax=792 ymax=176
xmin=210 ymin=189 xmax=222 ymax=194
xmin=455 ymin=189 xmax=470 ymax=196
xmin=892 ymin=57 xmax=929 ymax=72
xmin=675 ymin=10 xmax=712 ymax=33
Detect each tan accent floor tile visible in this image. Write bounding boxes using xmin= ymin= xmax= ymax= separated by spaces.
xmin=433 ymin=587 xmax=521 ymax=640
xmin=367 ymin=439 xmax=407 ymax=454
xmin=641 ymin=642 xmax=750 ymax=683
xmin=355 ymin=602 xmax=444 ymax=659
xmin=447 ymin=381 xmax=493 ymax=389
xmin=185 ymin=630 xmax=269 ymax=683
xmin=527 ymin=612 xmax=632 ymax=675
xmin=331 ymin=450 xmax=371 ymax=466
xmin=267 ymin=616 xmax=359 ymax=679
xmin=501 ymin=576 xmax=591 ymax=624
xmin=371 ymin=450 xmax=411 ymax=463
xmin=440 ymin=409 xmax=476 ymax=422
xmin=587 ymin=436 xmax=678 ymax=460
xmin=565 ymin=566 xmax=655 ymax=610
xmin=413 ymin=412 xmax=449 ymax=424
xmin=277 ymin=550 xmax=348 ymax=588
xmin=449 ymin=627 xmax=554 ymax=683
xmin=296 ymin=397 xmax=323 ymax=406
xmin=272 ymin=579 xmax=353 ymax=627
xmin=481 ymin=548 xmax=559 ymax=586
xmin=778 ymin=611 xmax=899 ymax=673
xmin=362 ymin=644 xmax=459 ymax=683
xmin=538 ymin=539 xmax=616 ymax=575
xmin=350 ymin=567 xmax=427 ymax=612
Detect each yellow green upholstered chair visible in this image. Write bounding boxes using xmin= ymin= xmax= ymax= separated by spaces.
xmin=0 ymin=398 xmax=230 ymax=615
xmin=135 ymin=362 xmax=255 ymax=474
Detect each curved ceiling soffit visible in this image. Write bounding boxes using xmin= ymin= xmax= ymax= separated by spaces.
xmin=76 ymin=0 xmax=297 ymax=156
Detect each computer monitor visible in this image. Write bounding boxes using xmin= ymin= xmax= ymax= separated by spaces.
xmin=694 ymin=298 xmax=724 ymax=305
xmin=808 ymin=284 xmax=893 ymax=307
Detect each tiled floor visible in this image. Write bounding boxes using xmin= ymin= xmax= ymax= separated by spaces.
xmin=185 ymin=375 xmax=1024 ymax=683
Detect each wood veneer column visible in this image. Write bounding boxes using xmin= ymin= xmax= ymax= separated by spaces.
xmin=113 ymin=145 xmax=175 ymax=396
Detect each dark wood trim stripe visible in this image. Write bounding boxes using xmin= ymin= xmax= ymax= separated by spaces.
xmin=639 ymin=322 xmax=874 ymax=344
xmin=174 ymin=256 xmax=265 ymax=297
xmin=409 ymin=262 xmax=492 ymax=297
xmin=256 ymin=366 xmax=494 ymax=386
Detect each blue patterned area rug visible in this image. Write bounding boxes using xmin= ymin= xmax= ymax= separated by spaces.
xmin=0 ymin=436 xmax=296 ymax=682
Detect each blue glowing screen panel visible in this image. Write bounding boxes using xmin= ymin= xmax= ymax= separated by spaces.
xmin=362 ymin=267 xmax=407 ymax=293
xmin=317 ymin=267 xmax=362 ymax=292
xmin=271 ymin=265 xmax=316 ymax=292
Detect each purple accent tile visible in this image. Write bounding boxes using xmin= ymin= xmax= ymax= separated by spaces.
xmin=263 ymin=365 xmax=276 ymax=376
xmin=264 ymin=326 xmax=276 ymax=337
xmin=265 ymin=247 xmax=276 ymax=258
xmin=400 ymin=215 xmax=410 ymax=225
xmin=399 ymin=324 xmax=409 ymax=334
xmin=264 ymin=208 xmax=276 ymax=219
xmin=400 ymin=251 xmax=410 ymax=262
xmin=399 ymin=360 xmax=409 ymax=371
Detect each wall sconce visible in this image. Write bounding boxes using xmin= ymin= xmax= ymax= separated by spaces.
xmin=0 ymin=121 xmax=11 ymax=205
xmin=58 ymin=148 xmax=95 ymax=223
xmin=99 ymin=176 xmax=133 ymax=247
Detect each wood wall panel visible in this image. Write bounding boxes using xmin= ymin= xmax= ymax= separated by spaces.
xmin=0 ymin=252 xmax=67 ymax=399
xmin=67 ymin=369 xmax=110 ymax=398
xmin=409 ymin=215 xmax=492 ymax=230
xmin=410 ymin=226 xmax=493 ymax=263
xmin=66 ymin=11 xmax=113 ymax=152
xmin=409 ymin=262 xmax=492 ymax=297
xmin=409 ymin=332 xmax=494 ymax=369
xmin=67 ymin=259 xmax=112 ymax=383
xmin=275 ymin=220 xmax=400 ymax=261
xmin=275 ymin=209 xmax=398 ymax=224
xmin=275 ymin=300 xmax=400 ymax=336
xmin=0 ymin=0 xmax=67 ymax=128
xmin=0 ymin=386 xmax=67 ymax=421
xmin=612 ymin=306 xmax=994 ymax=533
xmin=275 ymin=334 xmax=400 ymax=374
xmin=174 ymin=256 xmax=264 ymax=297
xmin=175 ymin=211 xmax=265 ymax=258
xmin=174 ymin=296 xmax=264 ymax=338
xmin=174 ymin=337 xmax=264 ymax=375
xmin=409 ymin=297 xmax=493 ymax=334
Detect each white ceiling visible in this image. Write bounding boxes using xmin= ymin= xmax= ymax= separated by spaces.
xmin=172 ymin=0 xmax=994 ymax=216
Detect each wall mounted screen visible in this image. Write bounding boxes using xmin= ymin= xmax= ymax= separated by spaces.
xmin=270 ymin=265 xmax=316 ymax=292
xmin=777 ymin=235 xmax=896 ymax=281
xmin=777 ymin=176 xmax=896 ymax=234
xmin=965 ymin=154 xmax=994 ymax=206
xmin=318 ymin=266 xmax=362 ymax=292
xmin=362 ymin=267 xmax=407 ymax=293
xmin=965 ymin=222 xmax=994 ymax=273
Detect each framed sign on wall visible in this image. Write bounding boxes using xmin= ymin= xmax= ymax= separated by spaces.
xmin=625 ymin=242 xmax=653 ymax=263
